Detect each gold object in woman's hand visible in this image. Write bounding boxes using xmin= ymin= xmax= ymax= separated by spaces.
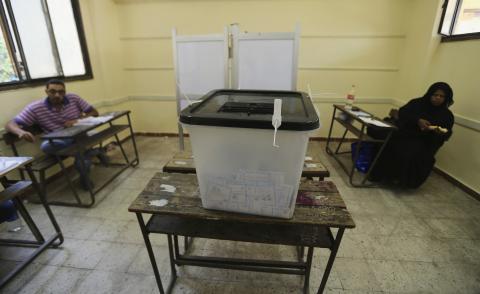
xmin=427 ymin=125 xmax=448 ymax=133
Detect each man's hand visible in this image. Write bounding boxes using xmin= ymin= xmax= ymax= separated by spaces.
xmin=64 ymin=119 xmax=78 ymax=128
xmin=18 ymin=131 xmax=35 ymax=142
xmin=418 ymin=118 xmax=431 ymax=131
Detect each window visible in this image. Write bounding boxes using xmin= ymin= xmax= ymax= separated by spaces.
xmin=439 ymin=0 xmax=480 ymax=41
xmin=0 ymin=0 xmax=91 ymax=87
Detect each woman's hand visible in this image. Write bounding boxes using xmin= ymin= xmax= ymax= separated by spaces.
xmin=418 ymin=118 xmax=431 ymax=131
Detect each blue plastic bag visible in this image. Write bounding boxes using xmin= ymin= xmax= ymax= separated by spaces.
xmin=351 ymin=142 xmax=379 ymax=173
xmin=0 ymin=200 xmax=19 ymax=223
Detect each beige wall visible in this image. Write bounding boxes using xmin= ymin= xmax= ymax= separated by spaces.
xmin=114 ymin=0 xmax=411 ymax=139
xmin=118 ymin=0 xmax=408 ymax=100
xmin=425 ymin=40 xmax=480 ymax=193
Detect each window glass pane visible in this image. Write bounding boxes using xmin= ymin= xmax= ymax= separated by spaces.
xmin=441 ymin=0 xmax=459 ymax=35
xmin=453 ymin=0 xmax=480 ymax=34
xmin=10 ymin=0 xmax=59 ymax=79
xmin=47 ymin=0 xmax=85 ymax=76
xmin=0 ymin=25 xmax=18 ymax=83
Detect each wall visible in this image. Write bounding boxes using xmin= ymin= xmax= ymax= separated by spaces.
xmin=114 ymin=0 xmax=410 ymax=135
xmin=425 ymin=39 xmax=480 ymax=193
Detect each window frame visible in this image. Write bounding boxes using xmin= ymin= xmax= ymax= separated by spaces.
xmin=439 ymin=0 xmax=480 ymax=42
xmin=0 ymin=0 xmax=92 ymax=90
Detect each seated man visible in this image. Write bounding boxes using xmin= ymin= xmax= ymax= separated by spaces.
xmin=5 ymin=79 xmax=103 ymax=190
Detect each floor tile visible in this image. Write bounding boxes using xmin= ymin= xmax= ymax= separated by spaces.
xmin=95 ymin=242 xmax=142 ymax=272
xmin=37 ymin=266 xmax=90 ymax=294
xmin=332 ymin=258 xmax=382 ymax=292
xmin=367 ymin=259 xmax=417 ymax=292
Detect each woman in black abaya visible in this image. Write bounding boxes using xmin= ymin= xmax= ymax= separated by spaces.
xmin=370 ymin=82 xmax=454 ymax=188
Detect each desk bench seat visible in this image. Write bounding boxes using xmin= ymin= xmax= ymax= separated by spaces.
xmin=0 ymin=180 xmax=31 ymax=202
xmin=129 ymin=172 xmax=355 ymax=294
xmin=148 ymin=214 xmax=333 ymax=248
xmin=0 ymin=157 xmax=64 ymax=288
xmin=326 ymin=104 xmax=397 ymax=187
xmin=54 ymin=125 xmax=129 ymax=156
xmin=2 ymin=127 xmax=69 ymax=193
xmin=163 ymin=151 xmax=330 ymax=180
xmin=29 ymin=155 xmax=58 ymax=172
xmin=334 ymin=117 xmax=382 ymax=142
xmin=2 ymin=111 xmax=139 ymax=208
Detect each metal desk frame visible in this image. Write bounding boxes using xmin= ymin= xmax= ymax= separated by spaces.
xmin=0 ymin=157 xmax=64 ymax=288
xmin=325 ymin=104 xmax=396 ymax=187
xmin=137 ymin=214 xmax=344 ymax=294
xmin=42 ymin=111 xmax=139 ymax=208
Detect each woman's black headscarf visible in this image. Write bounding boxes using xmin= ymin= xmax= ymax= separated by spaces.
xmin=422 ymin=82 xmax=454 ymax=108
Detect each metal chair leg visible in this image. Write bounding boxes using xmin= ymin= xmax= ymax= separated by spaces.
xmin=136 ymin=213 xmax=166 ymax=294
xmin=12 ymin=198 xmax=45 ymax=243
xmin=317 ymin=229 xmax=345 ymax=294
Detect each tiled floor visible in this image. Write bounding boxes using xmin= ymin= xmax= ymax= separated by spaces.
xmin=1 ymin=136 xmax=479 ymax=293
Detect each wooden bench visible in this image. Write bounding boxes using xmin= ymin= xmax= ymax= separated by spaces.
xmin=128 ymin=172 xmax=354 ymax=294
xmin=1 ymin=124 xmax=116 ymax=197
xmin=39 ymin=111 xmax=139 ymax=207
xmin=1 ymin=125 xmax=66 ymax=195
xmin=163 ymin=151 xmax=330 ymax=180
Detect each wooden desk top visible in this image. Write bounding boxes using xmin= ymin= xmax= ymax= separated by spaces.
xmin=42 ymin=110 xmax=130 ymax=140
xmin=163 ymin=152 xmax=330 ymax=179
xmin=333 ymin=104 xmax=397 ymax=130
xmin=0 ymin=157 xmax=33 ymax=177
xmin=129 ymin=172 xmax=355 ymax=229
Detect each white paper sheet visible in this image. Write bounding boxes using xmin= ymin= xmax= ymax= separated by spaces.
xmin=74 ymin=115 xmax=114 ymax=126
xmin=359 ymin=117 xmax=390 ymax=128
xmin=0 ymin=159 xmax=21 ymax=174
xmin=348 ymin=110 xmax=372 ymax=118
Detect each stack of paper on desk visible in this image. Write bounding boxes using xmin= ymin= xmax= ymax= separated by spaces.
xmin=348 ymin=110 xmax=371 ymax=118
xmin=359 ymin=117 xmax=390 ymax=128
xmin=74 ymin=115 xmax=114 ymax=126
xmin=0 ymin=158 xmax=22 ymax=175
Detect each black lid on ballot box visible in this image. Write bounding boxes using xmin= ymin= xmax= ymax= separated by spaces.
xmin=179 ymin=89 xmax=319 ymax=131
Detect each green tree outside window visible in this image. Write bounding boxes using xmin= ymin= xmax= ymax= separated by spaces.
xmin=0 ymin=32 xmax=18 ymax=83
